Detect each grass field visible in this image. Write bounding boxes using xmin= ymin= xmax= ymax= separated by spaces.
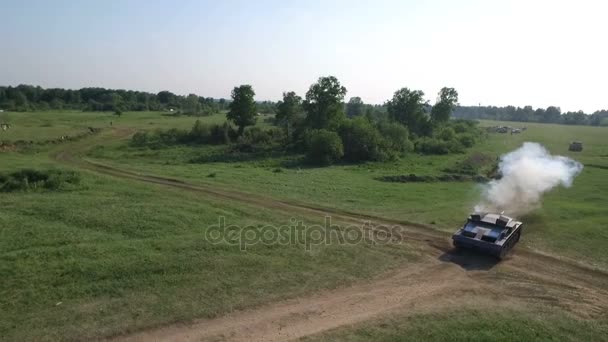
xmin=1 ymin=111 xmax=607 ymax=341
xmin=86 ymin=116 xmax=608 ymax=269
xmin=0 ymin=111 xmax=231 ymax=142
xmin=0 ymin=150 xmax=416 ymax=341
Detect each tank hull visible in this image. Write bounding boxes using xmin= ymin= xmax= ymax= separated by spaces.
xmin=452 ymin=213 xmax=523 ymax=259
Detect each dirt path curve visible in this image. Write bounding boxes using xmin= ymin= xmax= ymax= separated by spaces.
xmin=118 ymin=260 xmax=473 ymax=342
xmin=51 ymin=129 xmax=608 ymax=341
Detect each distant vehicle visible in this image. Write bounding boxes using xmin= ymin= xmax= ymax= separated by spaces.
xmin=511 ymin=128 xmax=522 ymax=134
xmin=452 ymin=212 xmax=523 ymax=259
xmin=497 ymin=126 xmax=510 ymax=133
xmin=569 ymin=141 xmax=583 ymax=152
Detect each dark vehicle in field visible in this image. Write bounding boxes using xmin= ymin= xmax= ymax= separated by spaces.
xmin=569 ymin=141 xmax=583 ymax=152
xmin=452 ymin=213 xmax=523 ymax=259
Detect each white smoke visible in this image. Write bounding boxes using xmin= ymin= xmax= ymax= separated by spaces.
xmin=475 ymin=142 xmax=583 ymax=217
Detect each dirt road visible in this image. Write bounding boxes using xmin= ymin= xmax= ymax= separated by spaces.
xmin=53 ymin=129 xmax=608 ymax=341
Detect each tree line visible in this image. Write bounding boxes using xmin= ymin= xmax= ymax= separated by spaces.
xmin=453 ymin=105 xmax=608 ymax=126
xmin=0 ymin=84 xmax=234 ymax=115
xmin=3 ymin=84 xmax=606 ymax=127
xmin=133 ymin=76 xmax=480 ymax=165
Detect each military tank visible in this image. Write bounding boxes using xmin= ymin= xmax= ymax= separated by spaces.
xmin=452 ymin=213 xmax=523 ymax=259
xmin=569 ymin=141 xmax=583 ymax=152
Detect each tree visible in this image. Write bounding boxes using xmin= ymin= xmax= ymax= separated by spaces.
xmin=431 ymin=87 xmax=458 ymax=123
xmin=561 ymin=111 xmax=587 ymax=125
xmin=346 ymin=97 xmax=365 ymax=117
xmin=275 ymin=91 xmax=302 ymax=137
xmin=303 ymin=76 xmax=347 ymax=130
xmin=157 ymin=91 xmax=176 ymax=105
xmin=227 ymin=85 xmax=257 ymax=135
xmin=183 ymin=94 xmax=201 ymax=115
xmin=386 ymin=88 xmax=430 ymax=136
xmin=544 ymin=106 xmax=561 ymax=123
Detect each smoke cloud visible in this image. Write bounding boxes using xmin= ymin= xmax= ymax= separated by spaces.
xmin=475 ymin=142 xmax=583 ymax=217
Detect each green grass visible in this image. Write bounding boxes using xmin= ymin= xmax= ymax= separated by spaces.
xmin=1 ymin=111 xmax=607 ymax=340
xmin=0 ymin=153 xmax=415 ymax=341
xmin=305 ymin=307 xmax=608 ymax=342
xmin=0 ymin=110 xmax=229 ymax=142
xmin=88 ymin=119 xmax=608 ymax=268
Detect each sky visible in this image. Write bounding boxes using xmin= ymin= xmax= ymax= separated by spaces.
xmin=1 ymin=0 xmax=606 ymax=112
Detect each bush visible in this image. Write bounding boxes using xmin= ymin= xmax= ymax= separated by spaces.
xmin=458 ymin=133 xmax=476 ymax=148
xmin=451 ymin=119 xmax=478 ymax=133
xmin=378 ymin=122 xmax=414 ymax=153
xmin=189 ymin=120 xmax=237 ymax=144
xmin=306 ymin=129 xmax=344 ymax=165
xmin=157 ymin=128 xmax=188 ymax=145
xmin=0 ymin=169 xmax=81 ymax=192
xmin=209 ymin=122 xmax=235 ymax=144
xmin=437 ymin=127 xmax=456 ymax=141
xmin=235 ymin=127 xmax=285 ymax=152
xmin=130 ymin=121 xmax=237 ymax=148
xmin=189 ymin=120 xmax=212 ymax=144
xmin=415 ymin=137 xmax=451 ymax=155
xmin=338 ymin=118 xmax=389 ymax=162
xmin=130 ymin=131 xmax=150 ymax=147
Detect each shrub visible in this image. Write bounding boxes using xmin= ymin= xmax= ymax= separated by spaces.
xmin=0 ymin=169 xmax=81 ymax=192
xmin=306 ymin=129 xmax=344 ymax=165
xmin=451 ymin=119 xmax=477 ymax=133
xmin=189 ymin=120 xmax=237 ymax=144
xmin=157 ymin=128 xmax=188 ymax=145
xmin=415 ymin=137 xmax=451 ymax=155
xmin=235 ymin=126 xmax=285 ymax=152
xmin=378 ymin=122 xmax=414 ymax=152
xmin=437 ymin=127 xmax=456 ymax=141
xmin=209 ymin=122 xmax=235 ymax=144
xmin=458 ymin=133 xmax=476 ymax=148
xmin=338 ymin=118 xmax=388 ymax=162
xmin=189 ymin=120 xmax=212 ymax=144
xmin=131 ymin=131 xmax=150 ymax=147
xmin=130 ymin=121 xmax=237 ymax=148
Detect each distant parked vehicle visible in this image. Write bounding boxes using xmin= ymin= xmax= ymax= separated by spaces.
xmin=569 ymin=141 xmax=583 ymax=152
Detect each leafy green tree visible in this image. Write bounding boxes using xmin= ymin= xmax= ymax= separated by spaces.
xmin=544 ymin=106 xmax=561 ymax=123
xmin=275 ymin=91 xmax=302 ymax=137
xmin=13 ymin=90 xmax=28 ymax=108
xmin=431 ymin=87 xmax=458 ymax=123
xmin=346 ymin=97 xmax=365 ymax=117
xmin=227 ymin=85 xmax=257 ymax=135
xmin=183 ymin=94 xmax=202 ymax=115
xmin=561 ymin=111 xmax=588 ymax=125
xmin=303 ymin=76 xmax=347 ymax=130
xmin=386 ymin=88 xmax=430 ymax=136
xmin=157 ymin=91 xmax=177 ymax=105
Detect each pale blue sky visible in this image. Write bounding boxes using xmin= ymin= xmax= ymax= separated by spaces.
xmin=1 ymin=0 xmax=606 ymax=111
